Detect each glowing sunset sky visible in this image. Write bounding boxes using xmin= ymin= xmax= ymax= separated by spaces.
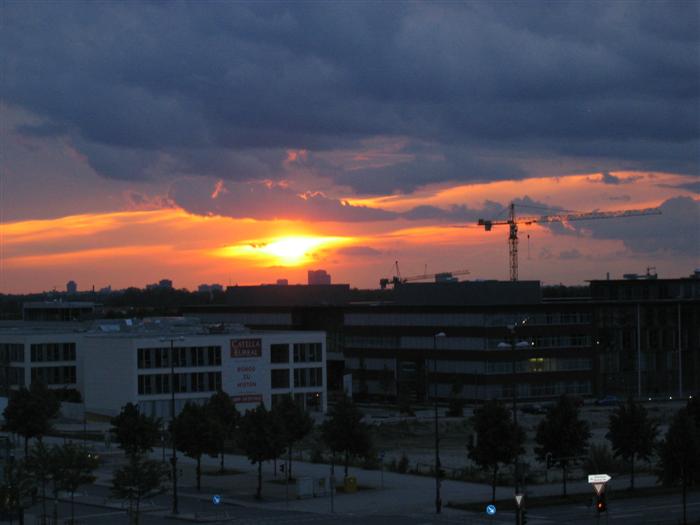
xmin=1 ymin=2 xmax=698 ymax=293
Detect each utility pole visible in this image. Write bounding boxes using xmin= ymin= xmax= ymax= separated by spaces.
xmin=161 ymin=336 xmax=184 ymax=516
xmin=433 ymin=332 xmax=445 ymax=514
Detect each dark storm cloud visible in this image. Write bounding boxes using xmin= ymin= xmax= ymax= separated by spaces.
xmin=2 ymin=1 xmax=698 ymax=192
xmin=170 ymin=179 xmax=399 ymax=222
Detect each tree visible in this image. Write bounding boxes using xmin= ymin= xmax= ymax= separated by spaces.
xmin=468 ymin=399 xmax=524 ymax=503
xmin=237 ymin=404 xmax=281 ymax=499
xmin=321 ymin=395 xmax=372 ymax=477
xmin=3 ymin=381 xmax=60 ymax=458
xmin=606 ymin=398 xmax=657 ymax=489
xmin=0 ymin=458 xmax=36 ymax=525
xmin=273 ymin=396 xmax=314 ymax=481
xmin=27 ymin=441 xmax=56 ymax=525
xmin=172 ymin=402 xmax=213 ymax=491
xmin=110 ymin=403 xmax=160 ymax=457
xmin=204 ymin=391 xmax=239 ymax=473
xmin=535 ymin=395 xmax=591 ymax=497
xmin=53 ymin=443 xmax=99 ymax=524
xmin=657 ymin=407 xmax=700 ymax=525
xmin=111 ymin=454 xmax=168 ymax=525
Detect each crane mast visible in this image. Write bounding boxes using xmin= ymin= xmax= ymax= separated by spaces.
xmin=478 ymin=203 xmax=661 ymax=281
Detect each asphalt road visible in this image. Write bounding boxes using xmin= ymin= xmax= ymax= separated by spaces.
xmin=472 ymin=492 xmax=700 ymax=525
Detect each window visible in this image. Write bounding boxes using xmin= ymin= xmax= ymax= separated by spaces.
xmin=309 ymin=367 xmax=323 ymax=386
xmin=271 ymin=344 xmax=289 ymax=363
xmin=271 ymin=369 xmax=290 ymax=388
xmin=293 ymin=368 xmax=307 ymax=387
xmin=293 ymin=343 xmax=322 ymax=363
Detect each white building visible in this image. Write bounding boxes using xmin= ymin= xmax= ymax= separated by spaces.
xmin=0 ymin=318 xmax=326 ymax=418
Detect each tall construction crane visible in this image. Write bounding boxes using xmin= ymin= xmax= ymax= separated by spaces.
xmin=478 ymin=203 xmax=661 ymax=281
xmin=380 ymin=261 xmax=470 ymax=289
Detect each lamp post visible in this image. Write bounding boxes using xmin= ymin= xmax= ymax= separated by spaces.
xmin=433 ymin=332 xmax=446 ymax=514
xmin=161 ymin=336 xmax=184 ymax=516
xmin=498 ymin=326 xmax=529 ymax=525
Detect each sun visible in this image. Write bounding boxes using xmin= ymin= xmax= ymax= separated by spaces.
xmin=215 ymin=235 xmax=346 ymax=266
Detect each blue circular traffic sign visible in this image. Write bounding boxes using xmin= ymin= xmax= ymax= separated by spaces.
xmin=212 ymin=495 xmax=222 ymax=505
xmin=486 ymin=504 xmax=497 ymax=515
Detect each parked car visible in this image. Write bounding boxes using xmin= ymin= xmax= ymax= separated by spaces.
xmin=595 ymin=395 xmax=621 ymax=406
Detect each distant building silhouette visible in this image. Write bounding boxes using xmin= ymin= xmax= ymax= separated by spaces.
xmin=66 ymin=280 xmax=77 ymax=294
xmin=198 ymin=283 xmax=223 ymax=293
xmin=308 ymin=269 xmax=331 ymax=285
xmin=146 ymin=279 xmax=173 ymax=290
xmin=276 ymin=279 xmax=289 ymax=286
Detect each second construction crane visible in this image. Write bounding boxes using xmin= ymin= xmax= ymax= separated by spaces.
xmin=478 ymin=203 xmax=661 ymax=281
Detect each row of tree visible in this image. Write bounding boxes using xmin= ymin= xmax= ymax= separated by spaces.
xmin=110 ymin=393 xmax=373 ymax=501
xmin=468 ymin=395 xmax=700 ymax=521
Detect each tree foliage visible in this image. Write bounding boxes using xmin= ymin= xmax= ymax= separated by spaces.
xmin=54 ymin=443 xmax=99 ymax=524
xmin=0 ymin=458 xmax=36 ymax=524
xmin=606 ymin=398 xmax=657 ymax=489
xmin=204 ymin=391 xmax=239 ymax=473
xmin=535 ymin=395 xmax=591 ymax=496
xmin=321 ymin=395 xmax=372 ymax=477
xmin=656 ymin=406 xmax=700 ymax=525
xmin=468 ymin=399 xmax=524 ymax=502
xmin=273 ymin=396 xmax=314 ymax=480
xmin=111 ymin=454 xmax=168 ymax=525
xmin=3 ymin=381 xmax=60 ymax=457
xmin=110 ymin=403 xmax=161 ymax=457
xmin=237 ymin=404 xmax=285 ymax=499
xmin=172 ymin=402 xmax=213 ymax=491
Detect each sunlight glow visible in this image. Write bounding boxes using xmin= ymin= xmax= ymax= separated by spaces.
xmin=216 ymin=235 xmax=347 ymax=267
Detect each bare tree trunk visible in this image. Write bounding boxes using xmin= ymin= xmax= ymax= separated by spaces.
xmin=196 ymin=456 xmax=201 ymax=491
xmin=256 ymin=461 xmax=262 ymax=499
xmin=344 ymin=451 xmax=349 ymax=477
xmin=630 ymin=454 xmax=635 ymax=490
xmin=288 ymin=444 xmax=293 ymax=481
xmin=219 ymin=440 xmax=225 ymax=473
xmin=682 ymin=473 xmax=687 ymax=525
xmin=135 ymin=494 xmax=140 ymax=525
xmin=491 ymin=465 xmax=498 ymax=503
xmin=562 ymin=463 xmax=567 ymax=497
xmin=70 ymin=491 xmax=75 ymax=525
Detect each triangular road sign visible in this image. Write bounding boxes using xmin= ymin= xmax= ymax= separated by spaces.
xmin=514 ymin=494 xmax=524 ymax=508
xmin=592 ymin=482 xmax=605 ymax=496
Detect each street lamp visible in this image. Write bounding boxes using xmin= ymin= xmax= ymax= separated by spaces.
xmin=161 ymin=336 xmax=184 ymax=516
xmin=433 ymin=331 xmax=446 ymax=514
xmin=498 ymin=326 xmax=529 ymax=525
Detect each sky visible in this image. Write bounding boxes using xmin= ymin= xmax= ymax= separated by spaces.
xmin=1 ymin=1 xmax=699 ymax=293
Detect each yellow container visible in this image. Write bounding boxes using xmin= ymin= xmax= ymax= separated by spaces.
xmin=344 ymin=476 xmax=357 ymax=493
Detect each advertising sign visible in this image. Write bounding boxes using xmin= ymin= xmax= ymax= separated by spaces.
xmin=230 ymin=338 xmax=262 ymax=358
xmin=229 ymin=338 xmax=265 ymax=407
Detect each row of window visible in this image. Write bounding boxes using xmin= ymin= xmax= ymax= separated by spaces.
xmin=345 ymin=312 xmax=592 ymax=328
xmin=30 ymin=366 xmax=76 ymax=385
xmin=0 ymin=367 xmax=25 ymax=387
xmin=270 ymin=367 xmax=323 ymax=388
xmin=137 ymin=346 xmax=222 ymax=369
xmin=137 ymin=372 xmax=222 ymax=395
xmin=293 ymin=343 xmax=323 ymax=363
xmin=0 ymin=344 xmax=24 ymax=362
xmin=30 ymin=343 xmax=76 ymax=363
